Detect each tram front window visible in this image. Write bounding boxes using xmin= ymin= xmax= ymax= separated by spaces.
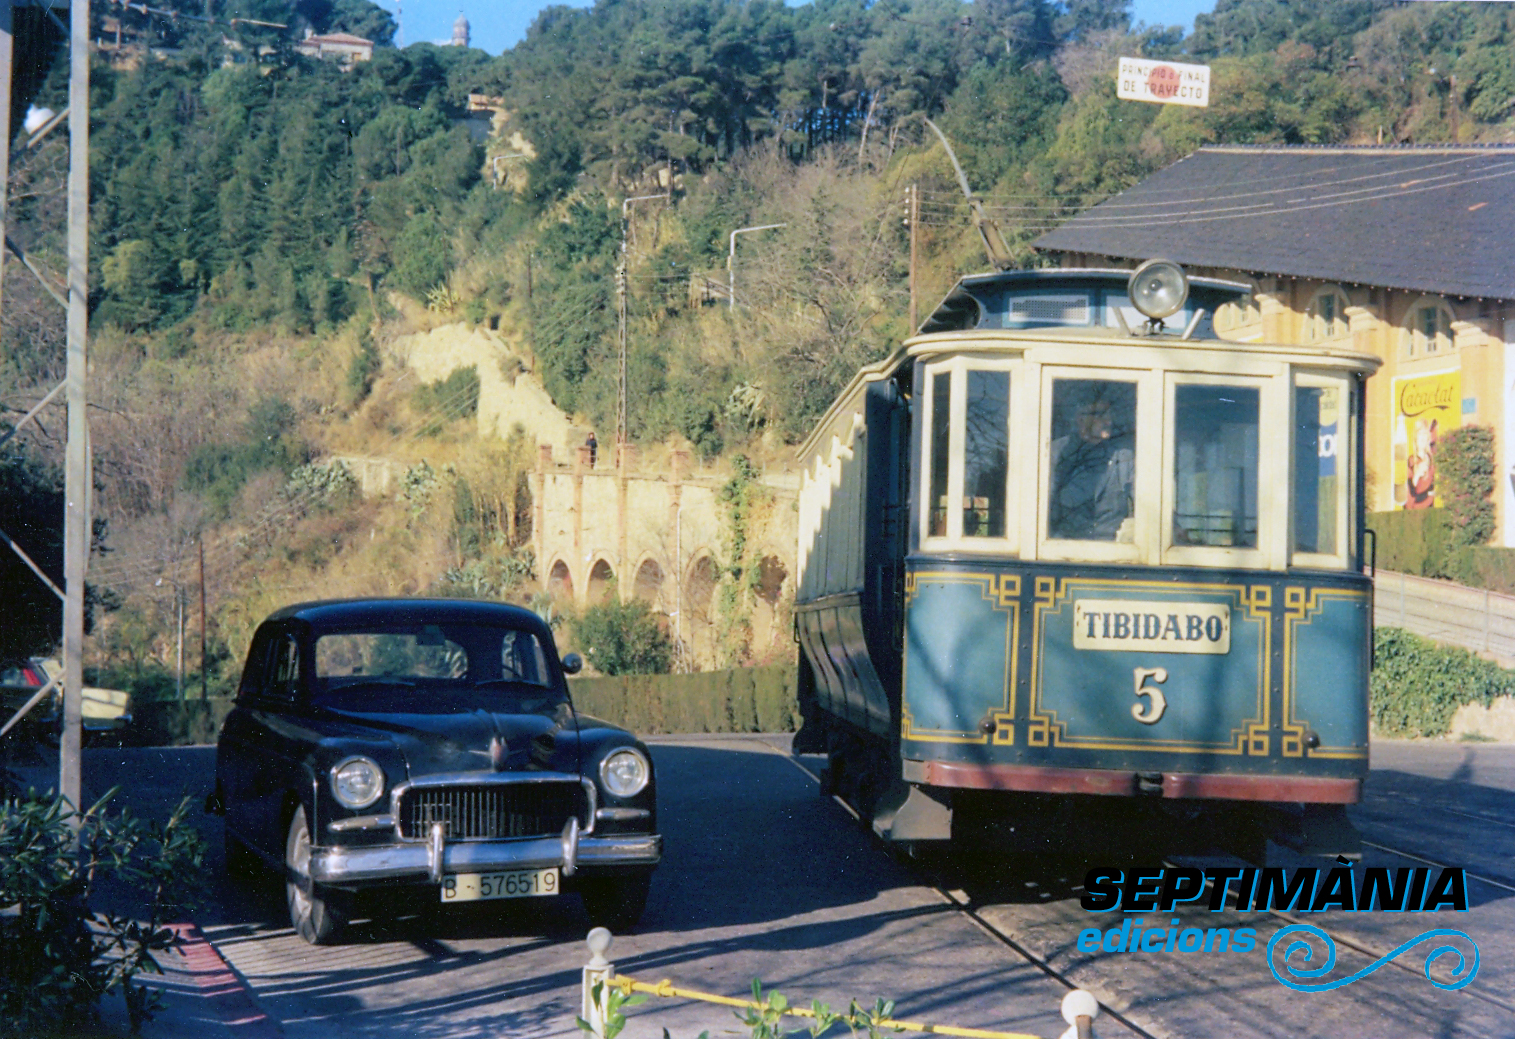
xmin=963 ymin=370 xmax=1009 ymax=537
xmin=1294 ymin=385 xmax=1341 ymax=555
xmin=1048 ymin=380 xmax=1136 ymax=541
xmin=1173 ymin=385 xmax=1259 ymax=548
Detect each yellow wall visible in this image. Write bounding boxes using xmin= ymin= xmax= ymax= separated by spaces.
xmin=1208 ymin=272 xmax=1512 ymax=542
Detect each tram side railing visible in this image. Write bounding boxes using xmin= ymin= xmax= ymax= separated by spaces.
xmin=1374 ymin=569 xmax=1515 ymax=664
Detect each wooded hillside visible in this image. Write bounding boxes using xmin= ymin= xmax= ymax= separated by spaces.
xmin=4 ymin=0 xmax=1512 ymax=676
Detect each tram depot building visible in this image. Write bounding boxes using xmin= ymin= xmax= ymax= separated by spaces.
xmin=1034 ymin=144 xmax=1515 ymax=546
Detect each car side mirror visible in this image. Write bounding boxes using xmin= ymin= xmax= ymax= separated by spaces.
xmin=561 ymin=652 xmax=584 ymax=675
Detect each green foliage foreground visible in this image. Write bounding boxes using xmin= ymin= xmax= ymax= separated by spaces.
xmin=1371 ymin=627 xmax=1515 ymax=738
xmin=0 ymin=787 xmax=208 ymax=1036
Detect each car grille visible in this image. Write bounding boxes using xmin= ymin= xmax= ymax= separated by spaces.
xmin=396 ymin=781 xmax=587 ymax=841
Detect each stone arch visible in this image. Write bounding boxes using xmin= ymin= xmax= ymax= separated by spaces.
xmin=633 ymin=557 xmax=666 ymax=611
xmin=547 ymin=559 xmax=574 ymax=601
xmin=749 ymin=552 xmax=789 ymax=655
xmin=683 ymin=553 xmax=722 ymax=667
xmin=587 ymin=558 xmax=616 ymax=605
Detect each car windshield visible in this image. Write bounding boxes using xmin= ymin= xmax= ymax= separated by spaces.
xmin=312 ymin=624 xmax=560 ymax=711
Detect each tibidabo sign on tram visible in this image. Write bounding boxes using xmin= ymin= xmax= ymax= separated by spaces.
xmin=1117 ymin=57 xmax=1211 ymax=107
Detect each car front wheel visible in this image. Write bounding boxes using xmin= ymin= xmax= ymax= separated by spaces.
xmin=285 ymin=805 xmax=348 ymax=945
xmin=579 ymin=873 xmax=652 ymax=933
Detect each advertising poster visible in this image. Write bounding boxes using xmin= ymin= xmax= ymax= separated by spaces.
xmin=1392 ymin=369 xmax=1461 ymax=509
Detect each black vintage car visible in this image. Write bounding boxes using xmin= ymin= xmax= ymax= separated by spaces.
xmin=211 ymin=599 xmax=661 ymax=944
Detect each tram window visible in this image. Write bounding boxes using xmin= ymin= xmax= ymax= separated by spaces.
xmin=1048 ymin=380 xmax=1136 ymax=542
xmin=928 ymin=371 xmax=951 ymax=537
xmin=962 ymin=370 xmax=1010 ymax=537
xmin=1172 ymin=386 xmax=1259 ymax=548
xmin=1294 ymin=386 xmax=1341 ymax=555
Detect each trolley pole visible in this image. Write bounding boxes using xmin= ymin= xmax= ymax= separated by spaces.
xmin=61 ymin=0 xmax=91 ymax=813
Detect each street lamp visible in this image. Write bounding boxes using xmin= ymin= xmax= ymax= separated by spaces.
xmin=727 ymin=223 xmax=786 ymax=311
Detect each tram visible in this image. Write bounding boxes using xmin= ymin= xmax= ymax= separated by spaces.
xmin=792 ymin=260 xmax=1378 ymax=857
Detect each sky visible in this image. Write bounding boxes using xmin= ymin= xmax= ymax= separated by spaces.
xmin=390 ymin=0 xmax=1218 ymax=57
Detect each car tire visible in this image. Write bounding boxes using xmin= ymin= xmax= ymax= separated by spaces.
xmin=285 ymin=805 xmax=348 ymax=945
xmin=579 ymin=873 xmax=652 ymax=933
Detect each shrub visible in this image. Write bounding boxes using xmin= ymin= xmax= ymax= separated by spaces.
xmin=1370 ymin=627 xmax=1515 ymax=737
xmin=0 ymin=789 xmax=207 ymax=1035
xmin=1439 ymin=425 xmax=1496 ymax=549
xmin=412 ymin=366 xmax=480 ymax=433
xmin=345 ymin=331 xmax=381 ymax=405
xmin=574 ymin=598 xmax=674 ymax=676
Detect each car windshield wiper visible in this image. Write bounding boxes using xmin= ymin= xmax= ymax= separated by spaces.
xmin=472 ymin=677 xmax=551 ymax=690
xmin=330 ymin=676 xmax=417 ymax=688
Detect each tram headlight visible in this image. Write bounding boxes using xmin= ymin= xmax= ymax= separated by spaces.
xmin=1129 ymin=259 xmax=1189 ymax=320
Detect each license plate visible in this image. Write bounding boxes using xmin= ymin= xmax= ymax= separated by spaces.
xmin=441 ymin=868 xmax=560 ymax=902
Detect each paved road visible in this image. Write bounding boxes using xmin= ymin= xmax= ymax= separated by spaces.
xmin=8 ymin=737 xmax=1514 ymax=1039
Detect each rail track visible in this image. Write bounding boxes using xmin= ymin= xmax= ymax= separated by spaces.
xmin=762 ymin=737 xmax=1514 ymax=1039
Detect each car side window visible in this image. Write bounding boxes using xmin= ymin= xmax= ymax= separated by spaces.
xmin=267 ymin=634 xmax=301 ymax=705
xmin=500 ymin=630 xmax=551 ymax=687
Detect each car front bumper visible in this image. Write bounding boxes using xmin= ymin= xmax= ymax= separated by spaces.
xmin=309 ymin=831 xmax=662 ymax=886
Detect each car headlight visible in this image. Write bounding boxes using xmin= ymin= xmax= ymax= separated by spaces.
xmin=330 ymin=756 xmax=385 ymax=809
xmin=599 ymin=747 xmax=650 ymax=798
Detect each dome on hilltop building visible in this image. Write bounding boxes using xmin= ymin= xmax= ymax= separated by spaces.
xmin=451 ymin=13 xmax=469 ymax=47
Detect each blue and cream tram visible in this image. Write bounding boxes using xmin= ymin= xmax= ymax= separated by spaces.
xmin=792 ymin=261 xmax=1379 ymax=855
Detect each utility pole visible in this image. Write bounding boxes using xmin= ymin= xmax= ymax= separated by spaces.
xmin=61 ymin=0 xmax=90 ymax=812
xmin=727 ymin=223 xmax=786 ymax=311
xmin=199 ymin=539 xmax=208 ymax=700
xmin=1 ymin=0 xmax=12 ymax=307
xmin=907 ymin=183 xmax=920 ymax=331
xmin=617 ymin=193 xmax=669 ymax=445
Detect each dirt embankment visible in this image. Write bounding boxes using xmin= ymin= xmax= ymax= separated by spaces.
xmin=391 ymin=321 xmax=588 ymax=458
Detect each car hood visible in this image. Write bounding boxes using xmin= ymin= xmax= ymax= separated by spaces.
xmin=323 ymin=706 xmax=575 ymax=777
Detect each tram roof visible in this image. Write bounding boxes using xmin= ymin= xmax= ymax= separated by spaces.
xmin=916 ymin=267 xmax=1252 ymax=337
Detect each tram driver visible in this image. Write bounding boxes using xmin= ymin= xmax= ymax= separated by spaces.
xmin=1049 ymin=382 xmax=1136 ymax=541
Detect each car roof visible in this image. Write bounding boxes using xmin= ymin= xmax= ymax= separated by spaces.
xmin=265 ymin=598 xmax=548 ymax=633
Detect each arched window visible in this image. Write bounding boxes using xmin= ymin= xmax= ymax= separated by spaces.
xmin=1304 ymin=287 xmax=1351 ymax=344
xmin=1402 ymin=298 xmax=1455 ymax=357
xmin=1214 ymin=293 xmax=1261 ymax=340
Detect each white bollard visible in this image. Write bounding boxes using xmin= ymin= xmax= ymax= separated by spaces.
xmin=1056 ymin=989 xmax=1100 ymax=1039
xmin=581 ymin=927 xmax=615 ymax=1038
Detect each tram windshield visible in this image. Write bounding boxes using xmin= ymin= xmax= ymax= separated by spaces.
xmin=1047 ymin=380 xmax=1136 ymax=541
xmin=1172 ymin=385 xmax=1259 ymax=548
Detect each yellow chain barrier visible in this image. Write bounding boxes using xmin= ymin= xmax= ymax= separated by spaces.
xmin=608 ymin=975 xmax=1051 ymax=1039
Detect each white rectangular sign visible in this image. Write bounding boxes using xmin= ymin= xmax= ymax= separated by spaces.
xmin=1072 ymin=599 xmax=1231 ymax=654
xmin=1117 ymin=57 xmax=1211 ymax=107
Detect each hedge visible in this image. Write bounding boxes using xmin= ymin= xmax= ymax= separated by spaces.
xmin=1367 ymin=508 xmax=1515 ymax=592
xmin=122 ymin=666 xmax=800 ymax=746
xmin=1370 ymin=627 xmax=1515 ymax=738
xmin=568 ymin=665 xmax=799 ymax=735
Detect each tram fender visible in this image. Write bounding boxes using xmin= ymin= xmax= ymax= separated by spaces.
xmin=872 ymin=782 xmax=952 ymax=841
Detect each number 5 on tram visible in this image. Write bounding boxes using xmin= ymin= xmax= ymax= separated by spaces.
xmin=793 ymin=261 xmax=1379 ymax=857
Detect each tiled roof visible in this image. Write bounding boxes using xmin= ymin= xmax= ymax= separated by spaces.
xmin=1032 ymin=145 xmax=1515 ymax=300
xmin=304 ymin=32 xmax=373 ymax=46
